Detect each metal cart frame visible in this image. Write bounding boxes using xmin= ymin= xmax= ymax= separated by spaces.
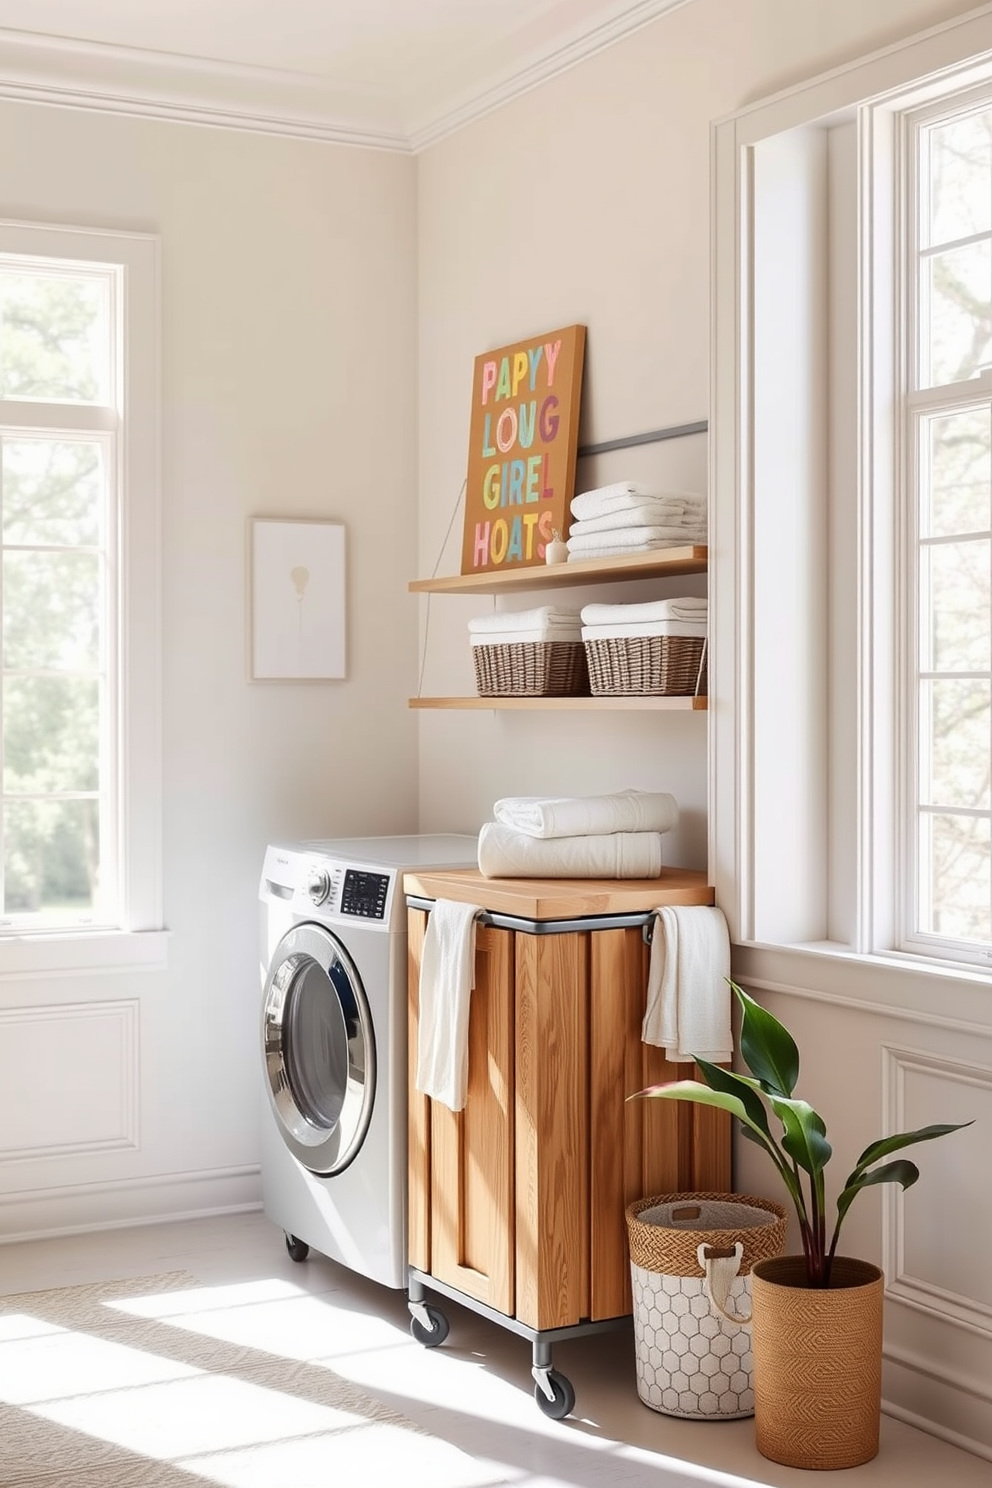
xmin=406 ymin=898 xmax=655 ymax=1418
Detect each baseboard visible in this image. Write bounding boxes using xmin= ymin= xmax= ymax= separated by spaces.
xmin=883 ymin=1397 xmax=992 ymax=1464
xmin=0 ymin=1164 xmax=262 ymax=1243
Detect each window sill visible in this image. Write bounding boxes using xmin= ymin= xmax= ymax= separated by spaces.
xmin=0 ymin=929 xmax=170 ymax=980
xmin=750 ymin=938 xmax=992 ymax=985
xmin=732 ymin=939 xmax=992 ymax=1036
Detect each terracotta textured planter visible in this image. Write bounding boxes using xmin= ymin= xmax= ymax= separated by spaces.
xmin=750 ymin=1255 xmax=884 ymax=1470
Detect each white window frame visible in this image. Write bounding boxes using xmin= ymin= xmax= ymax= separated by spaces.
xmin=897 ymin=92 xmax=992 ymax=968
xmin=0 ymin=220 xmax=165 ymax=976
xmin=711 ymin=3 xmax=992 ymax=998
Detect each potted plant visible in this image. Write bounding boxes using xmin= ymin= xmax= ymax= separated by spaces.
xmin=632 ymin=980 xmax=971 ymax=1469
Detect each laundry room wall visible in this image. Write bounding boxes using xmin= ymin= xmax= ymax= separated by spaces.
xmin=414 ymin=0 xmax=979 ymax=861
xmin=414 ymin=0 xmax=992 ymax=1458
xmin=0 ymin=99 xmax=419 ymax=1236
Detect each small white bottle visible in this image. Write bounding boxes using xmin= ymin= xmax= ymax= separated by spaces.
xmin=545 ymin=529 xmax=569 ymax=565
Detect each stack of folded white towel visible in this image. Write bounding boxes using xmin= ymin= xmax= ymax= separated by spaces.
xmin=477 ymin=789 xmax=679 ymax=879
xmin=468 ymin=605 xmax=583 ymax=648
xmin=580 ymin=595 xmax=708 ymax=644
xmin=566 ymin=481 xmax=707 ymax=561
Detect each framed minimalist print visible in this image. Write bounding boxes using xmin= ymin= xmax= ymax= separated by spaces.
xmin=250 ymin=518 xmax=346 ymax=680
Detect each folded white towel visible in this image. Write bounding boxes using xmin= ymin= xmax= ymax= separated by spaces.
xmin=468 ymin=606 xmax=582 ymax=634
xmin=571 ymin=486 xmax=704 ymax=521
xmin=478 ymin=821 xmax=663 ymax=878
xmin=571 ymin=481 xmax=653 ymax=509
xmin=581 ymin=598 xmax=707 ymax=625
xmin=568 ymin=504 xmax=703 ymax=535
xmin=641 ymin=906 xmax=732 ymax=1063
xmin=471 ymin=629 xmax=582 ymax=646
xmin=415 ymin=898 xmax=484 ymax=1112
xmin=568 ymin=525 xmax=706 ymax=551
xmin=493 ymin=789 xmax=678 ymax=839
xmin=567 ymin=539 xmax=702 ymax=561
xmin=582 ymin=620 xmax=707 ymax=640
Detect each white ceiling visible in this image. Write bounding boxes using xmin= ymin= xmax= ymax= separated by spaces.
xmin=0 ymin=0 xmax=690 ymax=150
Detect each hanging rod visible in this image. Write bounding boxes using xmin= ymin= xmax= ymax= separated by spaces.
xmin=577 ymin=419 xmax=708 ymax=459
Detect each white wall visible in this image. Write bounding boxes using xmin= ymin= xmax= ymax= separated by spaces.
xmin=414 ymin=0 xmax=980 ymax=847
xmin=415 ymin=0 xmax=992 ymax=1458
xmin=0 ymin=98 xmax=419 ymax=1235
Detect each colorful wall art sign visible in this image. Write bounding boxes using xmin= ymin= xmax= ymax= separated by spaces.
xmin=460 ymin=324 xmax=586 ymax=574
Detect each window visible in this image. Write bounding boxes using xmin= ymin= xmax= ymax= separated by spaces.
xmin=711 ymin=7 xmax=992 ymax=979
xmin=0 ymin=221 xmax=162 ymax=968
xmin=904 ymin=97 xmax=992 ymax=964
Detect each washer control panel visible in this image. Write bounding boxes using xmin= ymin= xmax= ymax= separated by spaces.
xmin=340 ymin=869 xmax=390 ymax=920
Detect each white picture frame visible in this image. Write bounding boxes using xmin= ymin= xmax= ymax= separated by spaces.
xmin=249 ymin=518 xmax=346 ymax=680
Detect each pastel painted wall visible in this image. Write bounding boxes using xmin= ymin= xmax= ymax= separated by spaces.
xmin=0 ymin=98 xmax=418 ymax=1234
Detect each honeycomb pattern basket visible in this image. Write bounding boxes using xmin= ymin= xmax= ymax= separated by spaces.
xmin=625 ymin=1192 xmax=788 ymax=1420
xmin=472 ymin=640 xmax=589 ymax=697
xmin=584 ymin=635 xmax=707 ymax=697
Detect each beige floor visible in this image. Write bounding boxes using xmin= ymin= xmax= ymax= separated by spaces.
xmin=0 ymin=1210 xmax=988 ymax=1488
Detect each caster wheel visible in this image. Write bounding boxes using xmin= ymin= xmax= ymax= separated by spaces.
xmin=285 ymin=1233 xmax=310 ymax=1262
xmin=409 ymin=1304 xmax=450 ymax=1348
xmin=535 ymin=1370 xmax=575 ymax=1420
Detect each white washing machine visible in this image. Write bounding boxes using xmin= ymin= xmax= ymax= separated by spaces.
xmin=258 ymin=833 xmax=478 ymax=1288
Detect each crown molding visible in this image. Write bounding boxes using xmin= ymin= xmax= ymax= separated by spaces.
xmin=0 ymin=26 xmax=411 ymax=151
xmin=406 ymin=0 xmax=693 ymax=151
xmin=0 ymin=1 xmax=693 ymax=152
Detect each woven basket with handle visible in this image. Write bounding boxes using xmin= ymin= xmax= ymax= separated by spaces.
xmin=625 ymin=1191 xmax=788 ymax=1420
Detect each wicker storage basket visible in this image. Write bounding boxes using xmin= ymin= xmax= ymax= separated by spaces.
xmin=472 ymin=640 xmax=588 ymax=697
xmin=751 ymin=1255 xmax=883 ymax=1469
xmin=585 ymin=635 xmax=707 ymax=697
xmin=625 ymin=1191 xmax=788 ymax=1420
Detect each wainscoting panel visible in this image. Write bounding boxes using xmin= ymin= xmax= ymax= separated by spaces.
xmin=0 ymin=1000 xmax=139 ymax=1159
xmin=883 ymin=1046 xmax=992 ymax=1330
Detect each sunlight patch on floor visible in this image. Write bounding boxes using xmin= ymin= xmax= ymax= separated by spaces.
xmin=0 ymin=1286 xmax=511 ymax=1488
xmin=0 ymin=1323 xmax=200 ymax=1402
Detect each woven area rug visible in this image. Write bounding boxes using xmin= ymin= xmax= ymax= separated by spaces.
xmin=0 ymin=1271 xmax=504 ymax=1487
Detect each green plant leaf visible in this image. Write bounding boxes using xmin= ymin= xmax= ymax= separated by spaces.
xmin=834 ymin=1158 xmax=921 ymax=1229
xmin=766 ymin=1095 xmax=832 ymax=1176
xmin=693 ymin=1056 xmax=776 ymax=1139
xmin=847 ymin=1122 xmax=973 ymax=1184
xmin=631 ymin=1078 xmax=755 ymax=1126
xmin=732 ymin=981 xmax=800 ymax=1097
xmin=631 ymin=1076 xmax=809 ymax=1224
xmin=630 ymin=1079 xmax=786 ymax=1166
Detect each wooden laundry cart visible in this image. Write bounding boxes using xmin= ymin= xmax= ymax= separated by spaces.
xmin=404 ymin=868 xmax=731 ymax=1419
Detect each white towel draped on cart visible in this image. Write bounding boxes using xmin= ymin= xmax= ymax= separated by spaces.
xmin=493 ymin=789 xmax=678 ymax=840
xmin=641 ymin=905 xmax=733 ymax=1063
xmin=415 ymin=898 xmax=484 ymax=1112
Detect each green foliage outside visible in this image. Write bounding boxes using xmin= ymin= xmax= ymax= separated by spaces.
xmin=0 ymin=270 xmax=108 ymax=918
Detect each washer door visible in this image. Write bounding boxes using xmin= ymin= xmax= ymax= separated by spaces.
xmin=262 ymin=922 xmax=376 ymax=1176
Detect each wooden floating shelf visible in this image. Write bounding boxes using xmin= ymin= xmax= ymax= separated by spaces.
xmin=409 ymin=546 xmax=707 ymax=595
xmin=409 ymin=695 xmax=708 ymax=711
